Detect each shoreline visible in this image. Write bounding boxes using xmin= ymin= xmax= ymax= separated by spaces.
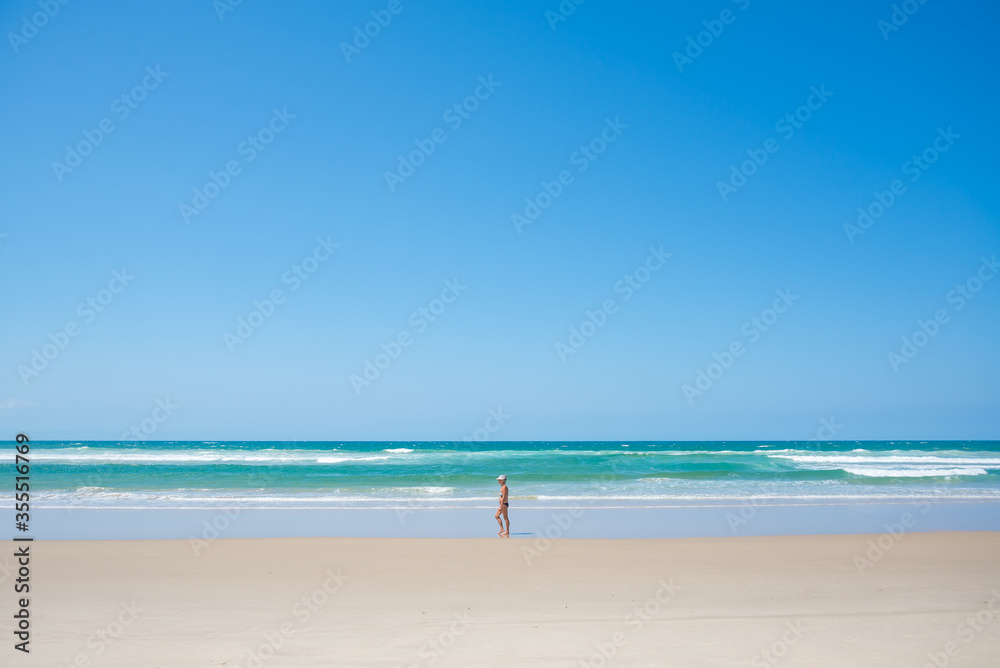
xmin=3 ymin=532 xmax=998 ymax=666
xmin=11 ymin=499 xmax=1000 ymax=540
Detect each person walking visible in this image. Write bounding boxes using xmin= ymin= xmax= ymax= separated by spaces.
xmin=495 ymin=475 xmax=509 ymax=536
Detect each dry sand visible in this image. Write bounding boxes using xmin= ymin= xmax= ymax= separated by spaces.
xmin=3 ymin=532 xmax=999 ymax=667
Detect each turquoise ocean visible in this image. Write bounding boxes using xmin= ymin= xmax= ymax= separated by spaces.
xmin=22 ymin=440 xmax=1000 ymax=511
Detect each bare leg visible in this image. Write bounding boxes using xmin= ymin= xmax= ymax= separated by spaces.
xmin=501 ymin=507 xmax=509 ymax=536
xmin=495 ymin=508 xmax=504 ymax=535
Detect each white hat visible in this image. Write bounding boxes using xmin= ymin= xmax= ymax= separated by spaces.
xmin=497 ymin=474 xmax=507 ymax=481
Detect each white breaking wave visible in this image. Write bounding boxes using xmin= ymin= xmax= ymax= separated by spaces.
xmin=768 ymin=454 xmax=1000 ymax=466
xmin=315 ymin=456 xmax=391 ymax=464
xmin=30 ymin=449 xmax=396 ymax=464
xmin=531 ymin=492 xmax=1000 ymax=501
xmin=764 ymin=452 xmax=999 ymax=478
xmin=16 ymin=485 xmax=1000 ymax=511
xmin=28 ymin=447 xmax=753 ymax=463
xmin=842 ymin=467 xmax=989 ymax=478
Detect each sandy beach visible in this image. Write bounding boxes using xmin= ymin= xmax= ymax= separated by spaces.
xmin=2 ymin=531 xmax=998 ymax=667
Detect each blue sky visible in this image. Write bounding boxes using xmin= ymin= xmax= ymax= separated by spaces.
xmin=1 ymin=0 xmax=997 ymax=440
